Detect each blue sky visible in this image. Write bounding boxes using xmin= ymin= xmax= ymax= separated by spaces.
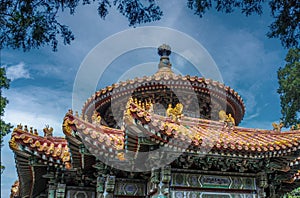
xmin=1 ymin=1 xmax=288 ymax=196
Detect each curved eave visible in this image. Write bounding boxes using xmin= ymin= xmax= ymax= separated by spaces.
xmin=63 ymin=113 xmax=125 ymax=160
xmin=9 ymin=128 xmax=72 ymax=197
xmin=13 ymin=151 xmax=32 ymax=197
xmin=126 ymin=101 xmax=300 ymax=158
xmin=13 ymin=151 xmax=50 ymax=197
xmin=9 ymin=128 xmax=71 ymax=167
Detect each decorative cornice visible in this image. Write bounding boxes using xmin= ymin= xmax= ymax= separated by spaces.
xmin=10 ymin=126 xmax=71 ymax=168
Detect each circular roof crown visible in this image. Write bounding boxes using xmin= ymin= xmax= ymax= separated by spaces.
xmin=158 ymin=44 xmax=171 ymax=56
xmin=82 ymin=45 xmax=245 ymax=126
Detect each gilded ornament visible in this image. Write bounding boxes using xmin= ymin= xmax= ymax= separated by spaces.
xmin=64 ymin=162 xmax=72 ymax=169
xmin=291 ymin=124 xmax=300 ymax=130
xmin=226 ymin=114 xmax=235 ymax=126
xmin=117 ymin=152 xmax=125 ymax=161
xmin=91 ymin=131 xmax=98 ymax=139
xmin=34 ymin=129 xmax=38 ymax=136
xmin=126 ymin=97 xmax=133 ymax=107
xmin=68 ymin=109 xmax=73 ymax=115
xmin=17 ymin=124 xmax=23 ymax=130
xmin=43 ymin=125 xmax=53 ymax=137
xmin=10 ymin=180 xmax=19 ymax=198
xmin=146 ymin=100 xmax=154 ymax=113
xmin=92 ymin=111 xmax=101 ymax=125
xmin=272 ymin=122 xmax=284 ymax=132
xmin=166 ymin=103 xmax=183 ymax=122
xmin=62 ymin=148 xmax=71 ymax=163
xmin=219 ymin=110 xmax=235 ymax=126
xmin=9 ymin=137 xmax=19 ymax=151
xmin=117 ymin=139 xmax=124 ymax=150
xmin=46 ymin=143 xmax=55 ymax=154
xmin=98 ymin=134 xmax=105 ymax=142
xmin=54 ymin=144 xmax=62 ymax=157
xmin=219 ymin=110 xmax=228 ymax=122
xmin=62 ymin=118 xmax=74 ymax=136
xmin=24 ymin=137 xmax=33 ymax=144
xmin=30 ymin=140 xmax=40 ymax=148
xmin=38 ymin=142 xmax=47 ymax=152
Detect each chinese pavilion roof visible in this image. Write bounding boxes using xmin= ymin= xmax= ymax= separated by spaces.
xmin=9 ymin=125 xmax=71 ymax=197
xmin=69 ymin=44 xmax=299 ymax=169
xmin=81 ymin=45 xmax=246 ymax=127
xmin=9 ymin=44 xmax=300 ymax=196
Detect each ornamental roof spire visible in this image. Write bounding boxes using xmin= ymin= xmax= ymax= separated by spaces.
xmin=155 ymin=44 xmax=174 ymax=77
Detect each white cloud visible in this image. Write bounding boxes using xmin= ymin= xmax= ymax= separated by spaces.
xmin=3 ymin=86 xmax=71 ymax=136
xmin=1 ymin=85 xmax=71 ymax=197
xmin=6 ymin=62 xmax=31 ymax=81
xmin=244 ymin=111 xmax=260 ymax=121
xmin=4 ymin=109 xmax=64 ymax=137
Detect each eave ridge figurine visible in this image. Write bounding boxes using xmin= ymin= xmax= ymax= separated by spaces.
xmin=166 ymin=103 xmax=183 ymax=122
xmin=43 ymin=125 xmax=53 ymax=137
xmin=219 ymin=110 xmax=235 ymax=127
xmin=272 ymin=122 xmax=284 ymax=132
xmin=291 ymin=124 xmax=300 ymax=130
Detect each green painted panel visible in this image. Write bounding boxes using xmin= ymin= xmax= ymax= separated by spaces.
xmin=171 ymin=191 xmax=256 ymax=198
xmin=171 ymin=173 xmax=256 ymax=190
xmin=172 ymin=173 xmax=186 ymax=186
xmin=231 ymin=177 xmax=243 ymax=189
xmin=115 ymin=182 xmax=146 ymax=196
xmin=243 ymin=178 xmax=255 ymax=190
xmin=200 ymin=175 xmax=231 ymax=188
xmin=187 ymin=174 xmax=201 ymax=187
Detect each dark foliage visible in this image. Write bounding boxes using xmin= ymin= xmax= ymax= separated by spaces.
xmin=187 ymin=0 xmax=299 ymax=49
xmin=0 ymin=0 xmax=163 ymax=51
xmin=277 ymin=48 xmax=300 ymax=127
xmin=0 ymin=67 xmax=12 ymax=146
xmin=1 ymin=1 xmax=299 ymax=51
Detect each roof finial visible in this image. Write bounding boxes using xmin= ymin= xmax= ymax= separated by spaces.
xmin=158 ymin=44 xmax=171 ymax=57
xmin=158 ymin=44 xmax=172 ymax=69
xmin=155 ymin=44 xmax=174 ymax=76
